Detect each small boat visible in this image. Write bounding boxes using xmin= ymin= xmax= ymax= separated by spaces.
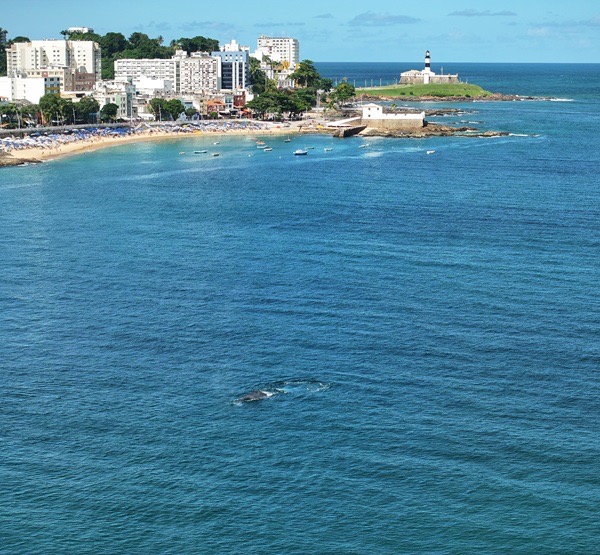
xmin=358 ymin=143 xmax=370 ymax=149
xmin=426 ymin=150 xmax=436 ymax=155
xmin=194 ymin=150 xmax=207 ymax=154
xmin=324 ymin=147 xmax=333 ymax=152
xmin=256 ymin=140 xmax=266 ymax=146
xmin=263 ymin=147 xmax=273 ymax=151
xmin=284 ymin=137 xmax=291 ymax=143
xmin=212 ymin=152 xmax=220 ymax=157
xmin=306 ymin=146 xmax=315 ymax=150
xmin=213 ymin=141 xmax=220 ymax=145
xmin=294 ymin=149 xmax=308 ymax=156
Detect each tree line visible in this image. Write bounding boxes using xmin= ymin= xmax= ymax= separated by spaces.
xmin=246 ymin=59 xmax=356 ymax=120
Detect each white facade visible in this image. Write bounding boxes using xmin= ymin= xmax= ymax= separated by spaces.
xmin=222 ymin=39 xmax=249 ymax=53
xmin=180 ymin=53 xmax=220 ymax=94
xmin=361 ymin=103 xmax=425 ymax=122
xmin=255 ymin=36 xmax=299 ymax=70
xmin=93 ymin=80 xmax=135 ymax=119
xmin=7 ymin=40 xmax=100 ymax=76
xmin=115 ymin=52 xmax=222 ymax=94
xmin=5 ymin=40 xmax=101 ymax=94
xmin=133 ymin=76 xmax=175 ymax=96
xmin=67 ymin=27 xmax=94 ymax=34
xmin=0 ymin=75 xmax=59 ymax=104
xmin=115 ymin=58 xmax=179 ymax=88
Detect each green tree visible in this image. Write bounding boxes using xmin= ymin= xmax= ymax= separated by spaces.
xmin=172 ymin=36 xmax=219 ymax=54
xmin=62 ymin=99 xmax=76 ymax=124
xmin=76 ymin=96 xmax=100 ymax=123
xmin=249 ymin=57 xmax=270 ymax=95
xmin=100 ymin=32 xmax=128 ymax=56
xmin=148 ymin=98 xmax=167 ymax=121
xmin=289 ymin=60 xmax=320 ymax=89
xmin=165 ymin=99 xmax=185 ymax=120
xmin=317 ymin=78 xmax=333 ymax=92
xmin=39 ymin=94 xmax=65 ymax=125
xmin=330 ymin=79 xmax=356 ymax=105
xmin=100 ymin=102 xmax=118 ymax=122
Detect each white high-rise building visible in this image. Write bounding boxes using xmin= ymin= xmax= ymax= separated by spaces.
xmin=114 ymin=51 xmax=222 ymax=94
xmin=115 ymin=57 xmax=180 ymax=90
xmin=5 ymin=39 xmax=101 ymax=94
xmin=255 ymin=36 xmax=299 ymax=70
xmin=180 ymin=53 xmax=220 ymax=94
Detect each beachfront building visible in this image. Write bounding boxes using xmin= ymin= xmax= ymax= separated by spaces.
xmin=115 ymin=50 xmax=226 ymax=95
xmin=255 ymin=36 xmax=299 ymax=70
xmin=115 ymin=57 xmax=180 ymax=92
xmin=211 ymin=40 xmax=250 ymax=91
xmin=180 ymin=52 xmax=220 ymax=94
xmin=6 ymin=39 xmax=101 ymax=83
xmin=3 ymin=39 xmax=101 ymax=101
xmin=252 ymin=36 xmax=299 ymax=88
xmin=0 ymin=73 xmax=61 ymax=104
xmin=400 ymin=50 xmax=459 ymax=85
xmin=93 ymin=79 xmax=136 ymax=120
xmin=361 ymin=103 xmax=425 ymax=130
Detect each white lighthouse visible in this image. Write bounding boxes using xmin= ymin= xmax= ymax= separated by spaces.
xmin=423 ymin=50 xmax=432 ymax=84
xmin=399 ymin=50 xmax=459 ymax=85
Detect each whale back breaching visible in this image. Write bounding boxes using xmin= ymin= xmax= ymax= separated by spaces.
xmin=235 ymin=379 xmax=331 ymax=405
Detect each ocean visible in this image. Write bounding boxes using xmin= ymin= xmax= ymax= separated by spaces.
xmin=1 ymin=64 xmax=599 ymax=554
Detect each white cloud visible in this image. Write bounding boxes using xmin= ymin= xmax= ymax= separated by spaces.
xmin=348 ymin=12 xmax=420 ymax=26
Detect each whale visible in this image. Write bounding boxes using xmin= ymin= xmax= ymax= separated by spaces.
xmin=239 ymin=390 xmax=273 ymax=402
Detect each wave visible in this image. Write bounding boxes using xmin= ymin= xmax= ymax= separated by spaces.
xmin=549 ymin=98 xmax=575 ymax=102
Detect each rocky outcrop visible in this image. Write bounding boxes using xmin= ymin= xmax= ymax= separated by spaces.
xmin=332 ymin=125 xmax=367 ymax=138
xmin=357 ymin=123 xmax=509 ymax=139
xmin=0 ymin=152 xmax=40 ymax=167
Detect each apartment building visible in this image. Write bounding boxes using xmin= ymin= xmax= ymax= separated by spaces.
xmin=255 ymin=36 xmax=299 ymax=70
xmin=180 ymin=53 xmax=220 ymax=94
xmin=114 ymin=57 xmax=180 ymax=91
xmin=115 ymin=47 xmax=244 ymax=94
xmin=4 ymin=39 xmax=101 ymax=99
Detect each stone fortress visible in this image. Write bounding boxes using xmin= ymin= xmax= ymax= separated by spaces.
xmin=400 ymin=50 xmax=459 ymax=85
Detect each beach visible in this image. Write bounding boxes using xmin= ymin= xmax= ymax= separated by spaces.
xmin=1 ymin=120 xmax=309 ymax=165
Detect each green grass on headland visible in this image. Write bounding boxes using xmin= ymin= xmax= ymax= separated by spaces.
xmin=358 ymin=83 xmax=493 ymax=98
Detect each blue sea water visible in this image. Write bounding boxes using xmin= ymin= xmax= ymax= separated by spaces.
xmin=1 ymin=64 xmax=600 ymax=554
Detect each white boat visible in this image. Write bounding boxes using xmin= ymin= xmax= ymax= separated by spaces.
xmin=212 ymin=152 xmax=220 ymax=157
xmin=324 ymin=147 xmax=333 ymax=152
xmin=294 ymin=149 xmax=308 ymax=156
xmin=194 ymin=150 xmax=207 ymax=154
xmin=426 ymin=150 xmax=436 ymax=155
xmin=263 ymin=147 xmax=273 ymax=151
xmin=284 ymin=137 xmax=291 ymax=143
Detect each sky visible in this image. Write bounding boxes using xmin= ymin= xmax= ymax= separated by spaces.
xmin=3 ymin=0 xmax=600 ymax=62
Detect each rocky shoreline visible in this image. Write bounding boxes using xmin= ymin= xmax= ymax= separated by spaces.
xmin=359 ymin=92 xmax=539 ymax=102
xmin=0 ymin=152 xmax=40 ymax=168
xmin=358 ymin=123 xmax=508 ymax=138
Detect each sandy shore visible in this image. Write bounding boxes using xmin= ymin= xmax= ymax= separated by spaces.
xmin=5 ymin=120 xmax=311 ymax=164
